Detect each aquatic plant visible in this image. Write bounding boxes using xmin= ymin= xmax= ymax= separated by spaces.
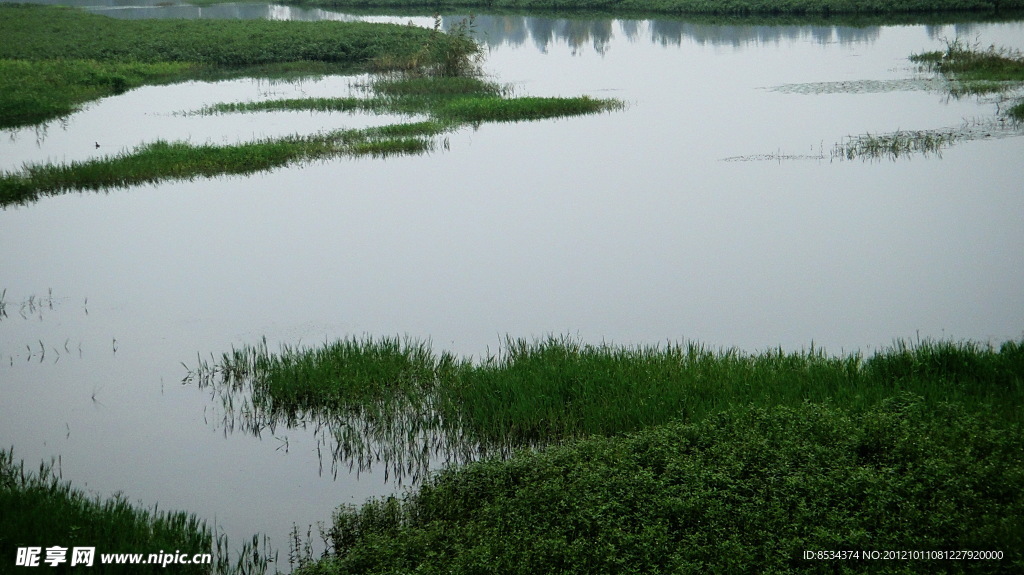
xmin=188 ymin=335 xmax=1024 ymax=480
xmin=830 ymin=128 xmax=961 ymax=160
xmin=911 ymin=39 xmax=1024 ymax=119
xmin=820 ymin=40 xmax=1024 ymax=161
xmin=0 ymin=448 xmax=278 ymax=574
xmin=0 ymin=4 xmax=454 ymax=129
xmin=0 ymin=59 xmax=196 ymax=129
xmin=912 ymin=39 xmax=1024 ymax=83
xmin=371 ymin=15 xmax=484 ymax=78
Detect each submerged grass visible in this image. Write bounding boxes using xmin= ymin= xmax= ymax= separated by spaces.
xmin=193 ymin=76 xmax=623 ymax=124
xmin=300 ymin=395 xmax=1024 ymax=575
xmin=0 ymin=447 xmax=276 ymax=574
xmin=831 ymin=128 xmax=962 ymax=160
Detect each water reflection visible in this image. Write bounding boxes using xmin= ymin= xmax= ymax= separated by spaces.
xmin=7 ymin=0 xmax=1007 ymax=51
xmin=185 ymin=359 xmax=513 ymax=486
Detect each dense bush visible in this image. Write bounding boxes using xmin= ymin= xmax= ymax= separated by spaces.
xmin=301 ymin=395 xmax=1024 ymax=574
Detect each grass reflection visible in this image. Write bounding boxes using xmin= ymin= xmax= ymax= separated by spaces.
xmin=185 ymin=335 xmax=1024 ymax=485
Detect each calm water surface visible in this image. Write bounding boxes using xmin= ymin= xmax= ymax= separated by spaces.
xmin=2 ymin=3 xmax=1023 ymax=567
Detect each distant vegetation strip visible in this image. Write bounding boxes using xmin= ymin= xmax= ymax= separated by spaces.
xmin=296 ymin=396 xmax=1024 ymax=574
xmin=0 ymin=448 xmax=273 ymax=574
xmin=283 ymin=0 xmax=1024 ymax=15
xmin=912 ymin=40 xmax=1024 ymax=120
xmin=0 ymin=59 xmax=197 ymax=130
xmin=196 ymin=335 xmax=1024 ymax=446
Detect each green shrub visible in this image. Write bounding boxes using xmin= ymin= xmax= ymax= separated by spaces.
xmin=303 ymin=396 xmax=1024 ymax=574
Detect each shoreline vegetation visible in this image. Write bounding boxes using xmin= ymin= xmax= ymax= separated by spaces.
xmin=0 ymin=6 xmax=622 ymax=207
xmin=829 ymin=40 xmax=1024 ymax=160
xmin=264 ymin=0 xmax=1024 ymax=16
xmin=192 ymin=336 xmax=1024 ymax=447
xmin=186 ymin=335 xmax=1024 ymax=574
xmin=0 ymin=448 xmax=277 ymax=574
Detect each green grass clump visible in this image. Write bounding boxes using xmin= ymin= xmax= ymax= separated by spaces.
xmin=196 ymin=76 xmax=622 ymax=124
xmin=2 ymin=71 xmax=621 ymax=206
xmin=1010 ymin=100 xmax=1024 ymax=120
xmin=435 ymin=95 xmax=624 ymax=123
xmin=0 ymin=126 xmax=437 ymax=206
xmin=912 ymin=40 xmax=1024 ymax=84
xmin=0 ymin=4 xmax=455 ymax=129
xmin=446 ymin=336 xmax=1024 ymax=444
xmin=299 ymin=396 xmax=1024 ymax=575
xmin=0 ymin=59 xmax=195 ymax=129
xmin=910 ymin=40 xmax=1024 ymax=114
xmin=1 ymin=448 xmax=212 ymax=574
xmin=216 ymin=336 xmax=461 ymax=414
xmin=193 ymin=336 xmax=1024 ymax=450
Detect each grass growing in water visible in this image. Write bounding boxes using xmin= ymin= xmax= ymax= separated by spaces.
xmin=911 ymin=40 xmax=1024 ymax=84
xmin=0 ymin=448 xmax=276 ymax=574
xmin=0 ymin=59 xmax=196 ymax=129
xmin=0 ymin=4 xmax=453 ymax=129
xmin=828 ymin=40 xmax=1024 ymax=161
xmin=300 ymin=396 xmax=1024 ymax=574
xmin=191 ymin=335 xmax=1024 ymax=450
xmin=194 ymin=75 xmax=622 ymax=124
xmin=911 ymin=39 xmax=1024 ymax=117
xmin=0 ymin=125 xmax=440 ymax=207
xmin=189 ymin=336 xmax=1023 ymax=571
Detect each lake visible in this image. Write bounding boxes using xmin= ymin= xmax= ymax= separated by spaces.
xmin=2 ymin=2 xmax=1023 ymax=569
